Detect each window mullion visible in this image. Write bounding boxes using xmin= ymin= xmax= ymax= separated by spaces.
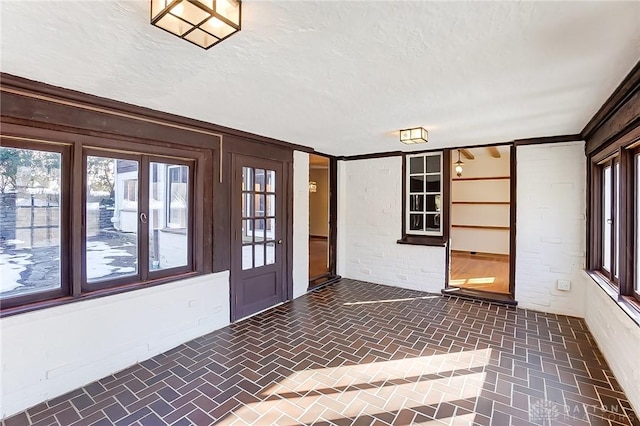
xmin=140 ymin=156 xmax=150 ymax=282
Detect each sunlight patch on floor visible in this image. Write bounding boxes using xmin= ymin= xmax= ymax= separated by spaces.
xmin=343 ymin=295 xmax=440 ymax=306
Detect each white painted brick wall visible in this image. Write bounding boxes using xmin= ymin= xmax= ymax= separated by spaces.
xmin=515 ymin=141 xmax=586 ymax=317
xmin=339 ymin=157 xmax=446 ymax=293
xmin=583 ymin=271 xmax=640 ymax=413
xmin=292 ymin=151 xmax=310 ymax=299
xmin=0 ymin=272 xmax=230 ymax=419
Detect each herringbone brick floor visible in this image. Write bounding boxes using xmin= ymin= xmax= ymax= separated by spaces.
xmin=3 ymin=280 xmax=638 ymax=426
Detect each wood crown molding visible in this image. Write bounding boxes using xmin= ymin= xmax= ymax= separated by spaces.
xmin=0 ymin=72 xmax=315 ymax=154
xmin=581 ymin=60 xmax=640 ymax=140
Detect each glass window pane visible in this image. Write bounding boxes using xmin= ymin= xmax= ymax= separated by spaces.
xmin=266 ymin=170 xmax=276 ymax=192
xmin=409 ymin=194 xmax=424 ymax=212
xmin=255 ymin=194 xmax=265 ymax=217
xmin=425 ymin=213 xmax=440 ymax=232
xmin=0 ymin=147 xmax=62 ymax=299
xmin=426 ymin=195 xmax=441 ymax=212
xmin=409 ymin=157 xmax=424 ymax=174
xmin=254 ymin=243 xmax=265 ymax=268
xmin=602 ymin=166 xmax=612 ymax=272
xmin=426 ymin=175 xmax=440 ymax=192
xmin=242 ymin=245 xmax=253 ymax=270
xmin=410 ymin=176 xmax=424 ymax=193
xmin=636 ymin=156 xmax=640 ymax=293
xmin=266 ymin=218 xmax=275 ymax=241
xmin=615 ymin=163 xmax=620 ymax=279
xmin=426 ymin=155 xmax=441 ymax=173
xmin=266 ymin=242 xmax=275 ymax=265
xmin=255 ymin=169 xmax=265 ymax=192
xmin=266 ymin=194 xmax=275 ymax=217
xmin=86 ymin=156 xmax=138 ymax=282
xmin=254 ymin=219 xmax=266 ymax=242
xmin=242 ymin=167 xmax=253 ymax=191
xmin=242 ymin=219 xmax=252 ymax=243
xmin=149 ymin=162 xmax=189 ymax=271
xmin=409 ymin=214 xmax=424 ymax=231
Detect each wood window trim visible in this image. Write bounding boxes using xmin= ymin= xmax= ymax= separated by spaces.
xmin=0 ymin=125 xmax=213 ymax=317
xmin=587 ymin=141 xmax=640 ymax=313
xmin=397 ymin=150 xmax=451 ymax=247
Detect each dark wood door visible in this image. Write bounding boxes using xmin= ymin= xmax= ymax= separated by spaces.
xmin=231 ymin=155 xmax=286 ymax=320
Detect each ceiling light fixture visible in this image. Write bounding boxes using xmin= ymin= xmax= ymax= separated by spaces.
xmin=454 ymin=150 xmax=464 ymax=177
xmin=399 ymin=127 xmax=428 ymax=145
xmin=151 ymin=0 xmax=241 ymax=49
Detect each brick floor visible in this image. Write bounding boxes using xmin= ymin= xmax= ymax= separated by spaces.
xmin=3 ymin=279 xmax=638 ymax=426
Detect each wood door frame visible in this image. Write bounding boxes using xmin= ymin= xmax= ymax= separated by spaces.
xmin=444 ymin=144 xmax=518 ymax=300
xmin=229 ymin=153 xmax=292 ymax=322
xmin=308 ymin=152 xmax=339 ymax=286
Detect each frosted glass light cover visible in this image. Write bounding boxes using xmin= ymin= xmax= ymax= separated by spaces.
xmin=151 ymin=0 xmax=241 ymax=49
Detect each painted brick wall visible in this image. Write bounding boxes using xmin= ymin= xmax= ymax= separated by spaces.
xmin=292 ymin=151 xmax=310 ymax=299
xmin=0 ymin=272 xmax=230 ymax=418
xmin=515 ymin=141 xmax=587 ymax=317
xmin=583 ymin=272 xmax=640 ymax=413
xmin=339 ymin=156 xmax=446 ymax=293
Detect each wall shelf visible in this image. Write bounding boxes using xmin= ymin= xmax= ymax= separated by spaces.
xmin=452 ymin=225 xmax=510 ymax=230
xmin=452 ymin=176 xmax=510 ymax=181
xmin=452 ymin=201 xmax=510 ymax=205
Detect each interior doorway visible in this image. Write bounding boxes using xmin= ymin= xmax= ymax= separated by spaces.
xmin=447 ymin=145 xmax=514 ymax=297
xmin=308 ymin=153 xmax=337 ymax=287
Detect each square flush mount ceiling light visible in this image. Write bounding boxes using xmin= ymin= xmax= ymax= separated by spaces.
xmin=399 ymin=127 xmax=428 ymax=144
xmin=151 ymin=0 xmax=241 ymax=49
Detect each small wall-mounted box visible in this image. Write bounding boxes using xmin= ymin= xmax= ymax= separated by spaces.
xmin=557 ymin=279 xmax=571 ymax=291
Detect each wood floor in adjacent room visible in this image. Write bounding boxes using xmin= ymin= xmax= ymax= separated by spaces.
xmin=449 ymin=251 xmax=510 ymax=294
xmin=309 ymin=237 xmax=329 ymax=279
xmin=4 ymin=279 xmax=638 ymax=426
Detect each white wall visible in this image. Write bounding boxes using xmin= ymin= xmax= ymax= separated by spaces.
xmin=339 ymin=157 xmax=446 ymax=293
xmin=292 ymin=151 xmax=310 ymax=298
xmin=583 ymin=272 xmax=640 ymax=414
xmin=0 ymin=272 xmax=230 ymax=419
xmin=515 ymin=141 xmax=586 ymax=317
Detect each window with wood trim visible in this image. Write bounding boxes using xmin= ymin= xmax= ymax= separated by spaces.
xmin=0 ymin=141 xmax=69 ymax=305
xmin=1 ymin=138 xmax=203 ymax=311
xmin=398 ymin=151 xmax=450 ymax=246
xmin=589 ymin=143 xmax=640 ymax=306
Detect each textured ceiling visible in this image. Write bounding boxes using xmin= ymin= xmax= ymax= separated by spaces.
xmin=1 ymin=1 xmax=639 ymax=156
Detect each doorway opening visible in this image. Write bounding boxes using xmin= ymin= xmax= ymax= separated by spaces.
xmin=308 ymin=153 xmax=338 ymax=288
xmin=447 ymin=145 xmax=514 ymax=298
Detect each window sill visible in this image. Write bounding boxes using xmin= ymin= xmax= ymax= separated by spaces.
xmin=586 ymin=271 xmax=640 ymax=327
xmin=0 ymin=271 xmax=200 ymax=318
xmin=397 ymin=235 xmax=447 ymax=247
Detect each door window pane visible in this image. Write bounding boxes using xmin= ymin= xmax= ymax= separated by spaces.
xmin=602 ymin=166 xmax=612 ymax=272
xmin=149 ymin=162 xmax=189 ymax=271
xmin=0 ymin=147 xmax=62 ymax=298
xmin=86 ymin=156 xmax=138 ymax=282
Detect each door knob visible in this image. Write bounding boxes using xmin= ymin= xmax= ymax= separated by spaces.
xmin=140 ymin=212 xmax=148 ymax=224
xmin=277 ymin=240 xmax=283 ymax=244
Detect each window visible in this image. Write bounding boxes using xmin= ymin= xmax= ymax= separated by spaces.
xmin=636 ymin=152 xmax=640 ymax=298
xmin=84 ymin=153 xmax=193 ymax=289
xmin=0 ymin=143 xmax=67 ymax=304
xmin=398 ymin=151 xmax=449 ymax=246
xmin=589 ymin=145 xmax=640 ymax=308
xmin=1 ymin=137 xmax=203 ymax=312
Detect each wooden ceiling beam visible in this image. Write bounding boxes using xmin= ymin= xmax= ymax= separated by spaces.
xmin=459 ymin=149 xmax=475 ymax=160
xmin=488 ymin=147 xmax=501 ymax=158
